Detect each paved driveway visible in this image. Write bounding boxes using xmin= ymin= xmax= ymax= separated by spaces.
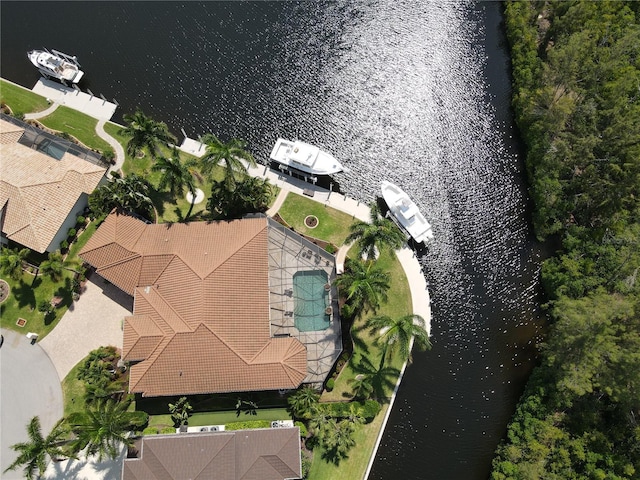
xmin=39 ymin=273 xmax=132 ymax=382
xmin=0 ymin=329 xmax=63 ymax=479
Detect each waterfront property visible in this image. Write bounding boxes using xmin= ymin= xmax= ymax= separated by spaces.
xmin=123 ymin=427 xmax=301 ymax=480
xmin=0 ymin=115 xmax=107 ymax=253
xmin=79 ymin=211 xmax=341 ymax=397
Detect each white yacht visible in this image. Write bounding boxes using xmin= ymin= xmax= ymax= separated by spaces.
xmin=381 ymin=181 xmax=434 ymax=244
xmin=269 ymin=138 xmax=344 ymax=176
xmin=27 ymin=49 xmax=84 ymax=84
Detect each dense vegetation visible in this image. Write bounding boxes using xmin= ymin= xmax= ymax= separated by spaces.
xmin=492 ymin=2 xmax=640 ymax=479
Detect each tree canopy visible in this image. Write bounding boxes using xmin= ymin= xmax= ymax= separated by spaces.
xmin=492 ymin=2 xmax=640 ymax=478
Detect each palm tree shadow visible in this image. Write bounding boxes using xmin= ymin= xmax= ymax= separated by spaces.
xmin=149 ymin=189 xmax=171 ymax=218
xmin=11 ymin=279 xmax=37 ymax=309
xmin=321 ymin=447 xmax=350 ymax=466
xmin=351 ymin=355 xmax=400 ymax=401
xmin=349 ymin=323 xmax=370 ymax=355
xmin=173 ymin=207 xmax=185 ymax=223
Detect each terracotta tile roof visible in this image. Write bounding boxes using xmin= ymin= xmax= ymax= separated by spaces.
xmin=80 ymin=212 xmax=308 ymax=396
xmin=122 ymin=427 xmax=301 ymax=480
xmin=0 ymin=119 xmax=106 ymax=252
xmin=0 ymin=120 xmax=25 ymax=144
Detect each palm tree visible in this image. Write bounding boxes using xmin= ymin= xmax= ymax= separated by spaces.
xmin=199 ymin=134 xmax=256 ymax=187
xmin=207 ymin=176 xmax=273 ymax=219
xmin=366 ymin=314 xmax=431 ymax=365
xmin=308 ymin=410 xmax=330 ymax=438
xmin=89 ymin=173 xmax=154 ymax=220
xmin=287 ymin=386 xmax=320 ymax=419
xmin=334 ymin=258 xmax=391 ymax=317
xmin=151 ymin=148 xmax=200 ymax=218
xmin=67 ymin=398 xmax=148 ymax=461
xmin=39 ymin=250 xmax=69 ymax=282
xmin=321 ymin=419 xmax=356 ymax=464
xmin=346 ymin=202 xmax=406 ymax=259
xmin=4 ymin=417 xmax=73 ymax=479
xmin=348 ymin=373 xmax=374 ymax=400
xmin=119 ymin=109 xmax=177 ymax=159
xmin=0 ymin=246 xmax=30 ymax=280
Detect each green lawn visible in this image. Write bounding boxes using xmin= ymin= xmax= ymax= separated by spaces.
xmin=321 ymin=248 xmax=411 ymax=403
xmin=38 ymin=106 xmax=111 ymax=152
xmin=0 ymin=221 xmax=98 ymax=339
xmin=278 ymin=193 xmax=354 ymax=246
xmin=0 ymin=79 xmax=49 ymax=116
xmin=0 ymin=271 xmax=73 ymax=338
xmin=61 ymin=359 xmax=86 ymax=417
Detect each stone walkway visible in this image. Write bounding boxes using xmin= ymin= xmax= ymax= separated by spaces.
xmin=96 ymin=119 xmax=126 ymax=174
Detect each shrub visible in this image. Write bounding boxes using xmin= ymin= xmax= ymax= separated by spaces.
xmin=326 ymin=378 xmax=335 ymax=392
xmin=225 ymin=420 xmax=271 ymax=430
xmin=317 ymin=400 xmax=381 ymax=421
xmin=160 ymin=426 xmax=176 ymax=434
xmin=76 ymin=215 xmax=86 ymax=225
xmin=67 ymin=228 xmax=77 ymax=239
xmin=142 ymin=426 xmax=159 ymax=435
xmin=38 ymin=299 xmax=52 ymax=313
xmin=325 ymin=243 xmax=337 ymax=254
xmin=60 ymin=240 xmax=69 ymax=250
xmin=295 ymin=421 xmax=308 ymax=437
xmin=102 ymin=148 xmax=115 ymax=164
xmin=128 ymin=410 xmax=150 ymax=428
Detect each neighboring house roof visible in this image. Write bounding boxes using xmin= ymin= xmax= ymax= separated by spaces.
xmin=0 ymin=119 xmax=106 ymax=252
xmin=122 ymin=427 xmax=302 ymax=480
xmin=80 ymin=212 xmax=308 ymax=397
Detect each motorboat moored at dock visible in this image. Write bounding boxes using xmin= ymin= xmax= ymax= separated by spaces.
xmin=381 ymin=180 xmax=434 ymax=244
xmin=27 ymin=48 xmax=84 ymax=84
xmin=269 ymin=138 xmax=344 ymax=176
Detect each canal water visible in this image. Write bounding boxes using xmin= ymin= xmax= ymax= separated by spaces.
xmin=1 ymin=2 xmax=544 ymax=478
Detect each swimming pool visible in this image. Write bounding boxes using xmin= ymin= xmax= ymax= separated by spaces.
xmin=293 ymin=270 xmax=331 ymax=332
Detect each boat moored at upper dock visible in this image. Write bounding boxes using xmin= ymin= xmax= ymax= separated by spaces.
xmin=381 ymin=180 xmax=434 ymax=244
xmin=269 ymin=138 xmax=345 ymax=176
xmin=27 ymin=48 xmax=84 ymax=84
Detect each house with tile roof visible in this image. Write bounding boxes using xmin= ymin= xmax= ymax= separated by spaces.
xmin=123 ymin=427 xmax=302 ymax=480
xmin=80 ymin=211 xmax=342 ymax=397
xmin=0 ymin=117 xmax=107 ymax=253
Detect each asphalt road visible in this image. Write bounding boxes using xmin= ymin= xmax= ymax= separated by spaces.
xmin=0 ymin=328 xmax=63 ymax=479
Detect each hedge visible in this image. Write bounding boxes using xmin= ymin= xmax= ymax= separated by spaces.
xmin=225 ymin=420 xmax=271 ymax=430
xmin=316 ymin=400 xmax=381 ymax=421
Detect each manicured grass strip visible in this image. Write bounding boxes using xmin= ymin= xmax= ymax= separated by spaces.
xmin=38 ymin=106 xmax=111 ymax=152
xmin=148 ymin=408 xmax=291 ymax=429
xmin=278 ymin=193 xmax=354 ymax=247
xmin=308 ymin=404 xmax=389 ymax=480
xmin=61 ymin=359 xmax=86 ymax=417
xmin=0 ymin=79 xmax=49 ymax=116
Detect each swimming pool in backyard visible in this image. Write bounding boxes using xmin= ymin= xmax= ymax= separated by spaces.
xmin=293 ymin=270 xmax=331 ymax=332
